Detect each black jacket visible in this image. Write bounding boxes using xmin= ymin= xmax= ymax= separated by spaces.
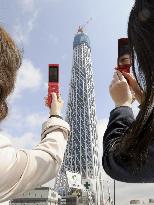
xmin=102 ymin=106 xmax=154 ymax=183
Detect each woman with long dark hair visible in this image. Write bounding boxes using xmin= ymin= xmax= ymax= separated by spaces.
xmin=102 ymin=0 xmax=154 ymax=182
xmin=0 ymin=26 xmax=70 ymax=202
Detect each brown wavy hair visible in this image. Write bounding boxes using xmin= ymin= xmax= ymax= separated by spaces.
xmin=0 ymin=26 xmax=22 ymax=121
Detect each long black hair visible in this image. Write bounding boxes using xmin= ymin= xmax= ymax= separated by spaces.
xmin=119 ymin=0 xmax=154 ymax=166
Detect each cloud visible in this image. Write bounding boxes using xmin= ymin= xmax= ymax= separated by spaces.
xmin=27 ymin=11 xmax=38 ymax=33
xmin=12 ymin=132 xmax=38 ymax=149
xmin=17 ymin=0 xmax=35 ymax=13
xmin=2 ymin=108 xmax=48 ymax=133
xmin=97 ymin=119 xmax=108 ymax=157
xmin=25 ymin=113 xmax=47 ymax=128
xmin=1 ymin=109 xmax=23 ymax=130
xmin=13 ymin=11 xmax=38 ymax=44
xmin=96 ymin=118 xmax=114 ymax=200
xmin=9 ymin=59 xmax=43 ymax=100
xmin=13 ymin=24 xmax=25 ymax=45
xmin=97 ymin=119 xmax=108 ymax=138
xmin=17 ymin=0 xmax=62 ymax=14
xmin=0 ymin=130 xmax=38 ymax=149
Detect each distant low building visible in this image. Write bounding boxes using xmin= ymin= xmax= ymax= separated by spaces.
xmin=10 ymin=187 xmax=60 ymax=205
xmin=130 ymin=200 xmax=141 ymax=204
xmin=61 ymin=195 xmax=78 ymax=205
xmin=149 ymin=198 xmax=154 ymax=204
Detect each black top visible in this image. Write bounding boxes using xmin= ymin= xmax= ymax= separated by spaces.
xmin=102 ymin=106 xmax=154 ymax=183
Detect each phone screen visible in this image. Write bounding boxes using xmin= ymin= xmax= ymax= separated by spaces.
xmin=49 ymin=66 xmax=59 ymax=82
xmin=118 ymin=45 xmax=129 ymax=60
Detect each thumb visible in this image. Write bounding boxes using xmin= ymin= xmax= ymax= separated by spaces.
xmin=51 ymin=92 xmax=57 ymax=102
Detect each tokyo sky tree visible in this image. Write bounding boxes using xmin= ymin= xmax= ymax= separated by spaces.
xmin=54 ymin=28 xmax=101 ymax=205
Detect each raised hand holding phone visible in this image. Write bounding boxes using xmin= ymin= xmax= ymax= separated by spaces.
xmin=109 ymin=70 xmax=133 ymax=107
xmin=116 ymin=38 xmax=131 ymax=74
xmin=110 ymin=38 xmax=135 ymax=106
xmin=44 ymin=93 xmax=63 ymax=116
xmin=45 ymin=64 xmax=63 ymax=116
xmin=48 ymin=64 xmax=60 ymax=107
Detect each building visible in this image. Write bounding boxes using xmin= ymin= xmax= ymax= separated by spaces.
xmin=130 ymin=200 xmax=141 ymax=204
xmin=149 ymin=199 xmax=154 ymax=204
xmin=60 ymin=196 xmax=78 ymax=205
xmin=10 ymin=187 xmax=60 ymax=205
xmin=54 ymin=27 xmax=101 ymax=205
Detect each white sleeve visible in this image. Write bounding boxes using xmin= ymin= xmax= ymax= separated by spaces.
xmin=0 ymin=117 xmax=70 ymax=202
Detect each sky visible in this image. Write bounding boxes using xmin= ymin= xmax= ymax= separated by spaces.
xmin=0 ymin=0 xmax=154 ymax=205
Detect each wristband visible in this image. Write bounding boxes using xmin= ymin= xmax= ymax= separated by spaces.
xmin=49 ymin=115 xmax=63 ymax=120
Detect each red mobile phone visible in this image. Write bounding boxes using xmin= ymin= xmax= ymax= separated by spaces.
xmin=116 ymin=38 xmax=131 ymax=73
xmin=116 ymin=64 xmax=131 ymax=73
xmin=48 ymin=64 xmax=59 ymax=107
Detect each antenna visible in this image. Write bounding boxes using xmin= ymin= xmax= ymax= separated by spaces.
xmin=78 ymin=17 xmax=93 ymax=33
xmin=104 ymin=181 xmax=113 ymax=205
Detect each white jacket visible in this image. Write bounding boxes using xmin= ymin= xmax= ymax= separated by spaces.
xmin=0 ymin=116 xmax=70 ymax=202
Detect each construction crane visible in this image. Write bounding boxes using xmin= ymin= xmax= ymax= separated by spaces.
xmin=78 ymin=17 xmax=93 ymax=33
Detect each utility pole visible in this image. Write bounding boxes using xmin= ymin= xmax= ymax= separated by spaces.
xmin=114 ymin=180 xmax=115 ymax=205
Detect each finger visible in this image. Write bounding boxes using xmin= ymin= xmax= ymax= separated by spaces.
xmin=45 ymin=99 xmax=48 ymax=104
xmin=122 ymin=71 xmax=134 ymax=81
xmin=111 ymin=79 xmax=117 ymax=85
xmin=45 ymin=100 xmax=49 ymax=107
xmin=113 ymin=72 xmax=120 ymax=81
xmin=51 ymin=92 xmax=57 ymax=102
xmin=45 ymin=102 xmax=49 ymax=107
xmin=57 ymin=93 xmax=61 ymax=100
xmin=116 ymin=70 xmax=127 ymax=82
xmin=58 ymin=94 xmax=62 ymax=103
xmin=44 ymin=96 xmax=48 ymax=105
xmin=109 ymin=80 xmax=116 ymax=89
xmin=60 ymin=99 xmax=64 ymax=105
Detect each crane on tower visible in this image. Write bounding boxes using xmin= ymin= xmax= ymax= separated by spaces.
xmin=78 ymin=17 xmax=93 ymax=33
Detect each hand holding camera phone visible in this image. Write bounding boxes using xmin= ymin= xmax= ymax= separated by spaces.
xmin=48 ymin=64 xmax=60 ymax=107
xmin=116 ymin=38 xmax=131 ymax=73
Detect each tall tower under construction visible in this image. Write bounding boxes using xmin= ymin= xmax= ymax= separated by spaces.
xmin=55 ymin=28 xmax=101 ymax=205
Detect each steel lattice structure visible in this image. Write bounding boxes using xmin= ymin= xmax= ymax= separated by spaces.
xmin=54 ymin=30 xmax=101 ymax=205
